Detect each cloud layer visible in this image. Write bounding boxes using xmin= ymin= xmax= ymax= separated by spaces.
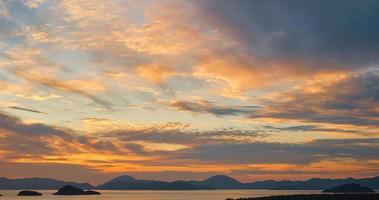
xmin=0 ymin=0 xmax=378 ymax=183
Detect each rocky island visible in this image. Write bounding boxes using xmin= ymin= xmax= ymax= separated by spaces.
xmin=17 ymin=190 xmax=42 ymax=196
xmin=53 ymin=185 xmax=101 ymax=195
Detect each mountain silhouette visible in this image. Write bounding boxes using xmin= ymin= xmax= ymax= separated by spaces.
xmin=97 ymin=176 xmax=212 ymax=190
xmin=323 ymin=183 xmax=375 ymax=193
xmin=189 ymin=175 xmax=242 ymax=189
xmin=107 ymin=175 xmax=137 ymax=183
xmin=244 ymin=176 xmax=379 ymax=190
xmin=0 ymin=177 xmax=94 ymax=190
xmin=2 ymin=175 xmax=379 ymax=190
xmin=98 ymin=175 xmax=379 ymax=190
xmin=98 ymin=174 xmax=245 ymax=190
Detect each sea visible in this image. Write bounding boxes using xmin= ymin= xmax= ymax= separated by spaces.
xmin=0 ymin=190 xmax=322 ymax=200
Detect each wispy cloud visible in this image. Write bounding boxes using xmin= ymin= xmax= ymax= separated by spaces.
xmin=17 ymin=70 xmax=113 ymax=110
xmin=251 ymin=71 xmax=379 ymax=126
xmin=170 ymin=138 xmax=379 ymax=165
xmin=170 ymin=100 xmax=259 ymax=116
xmin=8 ymin=106 xmax=47 ymax=114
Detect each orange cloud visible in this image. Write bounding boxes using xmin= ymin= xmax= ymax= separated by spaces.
xmin=194 ymin=52 xmax=266 ymax=96
xmin=16 ymin=69 xmax=111 ymax=108
xmin=250 ymin=70 xmax=379 ymax=127
xmin=137 ymin=64 xmax=178 ymax=84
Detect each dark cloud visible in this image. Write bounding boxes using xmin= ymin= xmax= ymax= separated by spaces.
xmin=90 ymin=140 xmax=120 ymax=152
xmin=1 ymin=111 xmax=378 ymax=183
xmin=170 ymin=138 xmax=379 ymax=164
xmin=0 ymin=161 xmax=220 ymax=184
xmin=195 ymin=0 xmax=379 ymax=70
xmin=8 ymin=106 xmax=47 ymax=114
xmin=118 ymin=171 xmax=218 ymax=182
xmin=262 ymin=125 xmax=358 ymax=134
xmin=0 ymin=161 xmax=118 ymax=185
xmin=0 ymin=111 xmax=123 ymax=157
xmin=28 ymin=75 xmax=113 ymax=110
xmin=81 ymin=117 xmax=109 ymax=122
xmin=123 ymin=143 xmax=148 ymax=155
xmin=230 ymin=169 xmax=322 ymax=176
xmin=251 ymin=71 xmax=379 ymax=126
xmin=104 ymin=128 xmax=262 ymax=145
xmin=170 ymin=100 xmax=259 ymax=116
xmin=0 ymin=112 xmax=73 ymax=138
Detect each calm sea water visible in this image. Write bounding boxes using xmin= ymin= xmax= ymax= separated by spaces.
xmin=0 ymin=190 xmax=321 ymax=200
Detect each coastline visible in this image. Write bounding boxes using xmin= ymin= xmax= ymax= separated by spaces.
xmin=231 ymin=193 xmax=379 ymax=200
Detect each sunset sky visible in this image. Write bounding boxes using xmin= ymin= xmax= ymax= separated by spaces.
xmin=0 ymin=0 xmax=379 ymax=185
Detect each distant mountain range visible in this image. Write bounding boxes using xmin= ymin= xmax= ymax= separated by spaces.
xmin=97 ymin=175 xmax=379 ymax=190
xmin=1 ymin=175 xmax=379 ymax=190
xmin=97 ymin=175 xmax=212 ymax=190
xmin=0 ymin=177 xmax=94 ymax=189
xmin=243 ymin=176 xmax=379 ymax=190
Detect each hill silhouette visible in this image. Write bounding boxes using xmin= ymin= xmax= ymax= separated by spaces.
xmin=107 ymin=175 xmax=137 ymax=182
xmin=243 ymin=176 xmax=379 ymax=190
xmin=97 ymin=176 xmax=213 ymax=190
xmin=98 ymin=174 xmax=246 ymax=190
xmin=188 ymin=175 xmax=242 ymax=189
xmin=202 ymin=175 xmax=242 ymax=189
xmin=323 ymin=183 xmax=374 ymax=193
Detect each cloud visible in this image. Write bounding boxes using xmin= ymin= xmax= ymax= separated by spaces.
xmin=104 ymin=127 xmax=262 ymax=145
xmin=171 ymin=138 xmax=379 ymax=165
xmin=194 ymin=0 xmax=379 ymax=70
xmin=0 ymin=161 xmax=117 ymax=185
xmin=170 ymin=100 xmax=259 ymax=116
xmin=0 ymin=112 xmax=75 ymax=156
xmin=0 ymin=109 xmax=378 ymax=183
xmin=0 ymin=111 xmax=125 ymax=158
xmin=0 ymin=161 xmax=222 ymax=184
xmin=0 ymin=46 xmax=114 ymax=109
xmin=262 ymin=125 xmax=358 ymax=134
xmin=16 ymin=93 xmax=61 ymax=101
xmin=81 ymin=117 xmax=109 ymax=122
xmin=18 ymin=70 xmax=113 ymax=109
xmin=163 ymin=0 xmax=379 ymax=96
xmin=8 ymin=106 xmax=47 ymax=114
xmin=137 ymin=64 xmax=178 ymax=84
xmin=251 ymin=71 xmax=379 ymax=126
xmin=1 ymin=0 xmax=379 ymax=183
xmin=25 ymin=0 xmax=47 ymax=8
xmin=0 ymin=112 xmax=72 ymax=138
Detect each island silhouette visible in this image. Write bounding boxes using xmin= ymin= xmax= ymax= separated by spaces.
xmin=53 ymin=185 xmax=100 ymax=195
xmin=17 ymin=190 xmax=42 ymax=196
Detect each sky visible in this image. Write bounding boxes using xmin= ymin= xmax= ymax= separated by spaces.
xmin=0 ymin=0 xmax=379 ymax=185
